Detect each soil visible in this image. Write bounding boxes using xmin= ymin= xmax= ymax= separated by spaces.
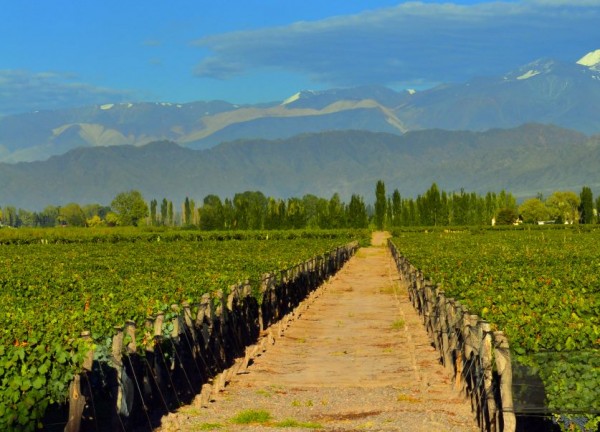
xmin=157 ymin=232 xmax=479 ymax=432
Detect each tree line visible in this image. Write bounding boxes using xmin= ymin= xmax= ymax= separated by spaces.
xmin=0 ymin=190 xmax=369 ymax=230
xmin=373 ymin=182 xmax=598 ymax=228
xmin=1 ymin=182 xmax=598 ymax=229
xmin=373 ymin=181 xmax=517 ymax=228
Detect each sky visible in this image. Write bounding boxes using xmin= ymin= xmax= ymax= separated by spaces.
xmin=1 ymin=0 xmax=600 ymax=115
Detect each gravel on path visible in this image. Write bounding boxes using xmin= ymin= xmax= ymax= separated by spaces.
xmin=157 ymin=232 xmax=479 ymax=432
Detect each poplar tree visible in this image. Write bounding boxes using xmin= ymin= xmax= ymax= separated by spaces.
xmin=184 ymin=197 xmax=191 ymax=225
xmin=374 ymin=180 xmax=386 ymax=230
xmin=168 ymin=201 xmax=174 ymax=226
xmin=150 ymin=199 xmax=157 ymax=225
xmin=160 ymin=199 xmax=168 ymax=225
xmin=579 ymin=186 xmax=594 ymax=224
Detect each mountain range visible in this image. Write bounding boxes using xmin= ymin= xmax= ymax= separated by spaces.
xmin=2 ymin=124 xmax=599 ymax=210
xmin=1 ymin=50 xmax=599 ymax=164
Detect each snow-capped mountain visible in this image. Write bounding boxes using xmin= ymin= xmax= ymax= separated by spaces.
xmin=397 ymin=50 xmax=600 ymax=132
xmin=1 ymin=50 xmax=600 ymax=163
xmin=577 ymin=49 xmax=600 ymax=71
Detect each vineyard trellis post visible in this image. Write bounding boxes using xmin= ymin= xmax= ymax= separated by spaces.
xmin=388 ymin=239 xmax=516 ymax=432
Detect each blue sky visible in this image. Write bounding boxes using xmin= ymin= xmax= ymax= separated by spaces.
xmin=1 ymin=0 xmax=599 ymax=115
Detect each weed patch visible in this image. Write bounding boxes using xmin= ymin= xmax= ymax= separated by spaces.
xmin=231 ymin=409 xmax=272 ymax=424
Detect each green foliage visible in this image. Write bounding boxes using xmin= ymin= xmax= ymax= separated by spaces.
xmin=392 ymin=229 xmax=600 ymax=426
xmin=385 ymin=184 xmax=517 ymax=227
xmin=347 ymin=194 xmax=368 ymax=228
xmin=199 ymin=195 xmax=225 ymax=230
xmin=111 ymin=190 xmax=149 ymax=226
xmin=374 ymin=180 xmax=386 ymax=229
xmin=0 ymin=228 xmax=366 ymax=428
xmin=233 ymin=191 xmax=267 ymax=230
xmin=275 ymin=419 xmax=323 ymax=428
xmin=495 ymin=207 xmax=518 ymax=225
xmin=579 ymin=186 xmax=594 ymax=224
xmin=546 ymin=191 xmax=580 ymax=224
xmin=231 ymin=409 xmax=272 ymax=424
xmin=519 ymin=198 xmax=550 ymax=223
xmin=57 ymin=203 xmax=87 ymax=227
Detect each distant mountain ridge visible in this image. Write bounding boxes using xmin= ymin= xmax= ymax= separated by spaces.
xmin=1 ymin=50 xmax=599 ymax=163
xmin=1 ymin=124 xmax=598 ymax=210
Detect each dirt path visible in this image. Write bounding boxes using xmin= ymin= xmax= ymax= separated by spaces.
xmin=159 ymin=232 xmax=478 ymax=431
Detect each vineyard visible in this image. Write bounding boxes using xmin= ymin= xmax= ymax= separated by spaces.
xmin=0 ymin=228 xmax=367 ymax=430
xmin=391 ymin=228 xmax=600 ymax=431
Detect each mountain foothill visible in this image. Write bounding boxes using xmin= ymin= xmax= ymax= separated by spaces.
xmin=1 ymin=50 xmax=600 ymax=209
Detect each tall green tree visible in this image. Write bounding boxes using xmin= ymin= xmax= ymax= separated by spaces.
xmin=286 ymin=197 xmax=306 ymax=229
xmin=347 ymin=194 xmax=368 ymax=228
xmin=150 ymin=199 xmax=158 ymax=226
xmin=391 ymin=189 xmax=402 ymax=227
xmin=327 ymin=193 xmax=345 ymax=228
xmin=2 ymin=206 xmax=18 ymax=227
xmin=111 ymin=190 xmax=149 ymax=226
xmin=223 ymin=198 xmax=235 ymax=229
xmin=546 ymin=191 xmax=580 ymax=224
xmin=38 ymin=205 xmax=60 ymax=227
xmin=265 ymin=198 xmax=284 ymax=230
xmin=495 ymin=207 xmax=518 ymax=225
xmin=302 ymin=194 xmax=328 ymax=228
xmin=579 ymin=186 xmax=594 ymax=224
xmin=82 ymin=204 xmax=110 ymax=220
xmin=423 ymin=183 xmax=441 ymax=226
xmin=200 ymin=194 xmax=225 ymax=230
xmin=374 ymin=180 xmax=386 ymax=230
xmin=58 ymin=203 xmax=86 ymax=227
xmin=439 ymin=191 xmax=450 ymax=226
xmin=160 ymin=198 xmax=168 ymax=225
xmin=233 ymin=191 xmax=267 ymax=230
xmin=183 ymin=197 xmax=192 ymax=226
xmin=18 ymin=209 xmax=36 ymax=227
xmin=167 ymin=201 xmax=174 ymax=226
xmin=519 ymin=198 xmax=549 ymax=224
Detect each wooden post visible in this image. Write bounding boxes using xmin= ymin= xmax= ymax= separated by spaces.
xmin=64 ymin=331 xmax=94 ymax=432
xmin=171 ymin=304 xmax=181 ymax=339
xmin=154 ymin=313 xmax=165 ymax=339
xmin=111 ymin=326 xmax=125 ymax=428
xmin=124 ymin=320 xmax=136 ymax=355
xmin=438 ymin=291 xmax=452 ymax=367
xmin=480 ymin=321 xmax=496 ymax=432
xmin=152 ymin=313 xmax=165 ymax=390
xmin=182 ymin=301 xmax=200 ymax=360
xmin=454 ymin=304 xmax=465 ymax=390
xmin=493 ymin=331 xmax=516 ymax=432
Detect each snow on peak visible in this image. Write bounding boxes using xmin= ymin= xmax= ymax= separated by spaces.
xmin=407 ymin=89 xmax=416 ymax=95
xmin=281 ymin=90 xmax=317 ymax=106
xmin=281 ymin=92 xmax=301 ymax=105
xmin=577 ymin=49 xmax=600 ymax=68
xmin=516 ymin=69 xmax=541 ymax=80
xmin=100 ymin=103 xmax=114 ymax=110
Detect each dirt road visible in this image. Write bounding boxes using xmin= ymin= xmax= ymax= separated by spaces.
xmin=159 ymin=232 xmax=478 ymax=431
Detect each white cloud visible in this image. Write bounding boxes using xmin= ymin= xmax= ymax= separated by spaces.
xmin=192 ymin=1 xmax=600 ymax=88
xmin=0 ymin=70 xmax=132 ymax=115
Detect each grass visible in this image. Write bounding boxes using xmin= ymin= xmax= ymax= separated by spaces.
xmin=391 ymin=319 xmax=405 ymax=330
xmin=397 ymin=393 xmax=420 ymax=403
xmin=379 ymin=284 xmax=396 ymax=295
xmin=274 ymin=419 xmax=323 ymax=428
xmin=255 ymin=388 xmax=273 ymax=398
xmin=291 ymin=399 xmax=314 ymax=407
xmin=195 ymin=423 xmax=224 ymax=430
xmin=231 ymin=409 xmax=272 ymax=424
xmin=228 ymin=409 xmax=323 ymax=429
xmin=178 ymin=405 xmax=201 ymax=416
